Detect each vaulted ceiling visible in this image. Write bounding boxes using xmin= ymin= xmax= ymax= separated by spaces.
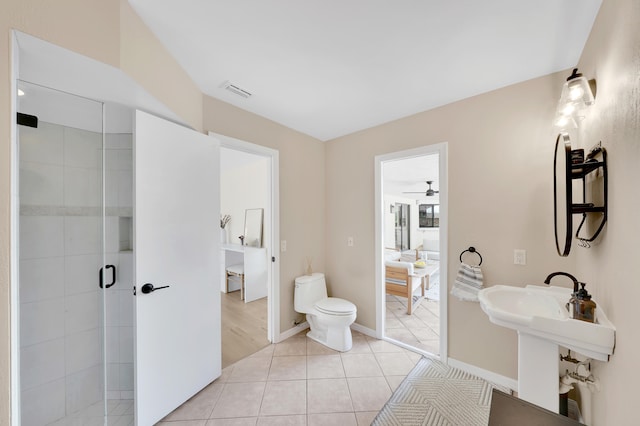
xmin=128 ymin=0 xmax=601 ymax=141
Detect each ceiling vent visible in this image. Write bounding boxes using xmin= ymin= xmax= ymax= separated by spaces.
xmin=220 ymin=80 xmax=252 ymax=99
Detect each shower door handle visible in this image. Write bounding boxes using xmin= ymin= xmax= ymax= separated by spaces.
xmin=99 ymin=265 xmax=116 ymax=289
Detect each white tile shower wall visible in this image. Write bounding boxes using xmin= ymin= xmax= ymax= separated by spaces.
xmin=19 ymin=124 xmax=133 ymax=424
xmin=20 ymin=378 xmax=66 ymax=426
xmin=104 ymin=134 xmax=134 ymax=398
xmin=66 ymin=365 xmax=103 ymax=415
xmin=19 ymin=257 xmax=64 ymax=303
xmin=104 ymin=251 xmax=135 ymax=397
xmin=20 ymin=122 xmax=104 ymax=424
xmin=64 ymin=254 xmax=102 ymax=296
xmin=19 ymin=297 xmax=65 ymax=347
xmin=20 ymin=338 xmax=65 ymax=391
xmin=19 ymin=122 xmax=64 ymax=165
xmin=20 ymin=162 xmax=64 ymax=206
xmin=19 ymin=216 xmax=64 ymax=259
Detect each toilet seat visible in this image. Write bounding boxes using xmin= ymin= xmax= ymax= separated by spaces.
xmin=314 ymin=297 xmax=356 ymax=316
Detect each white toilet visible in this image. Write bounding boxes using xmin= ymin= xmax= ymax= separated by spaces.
xmin=294 ymin=273 xmax=357 ymax=352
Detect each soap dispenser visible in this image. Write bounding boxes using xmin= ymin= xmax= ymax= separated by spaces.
xmin=569 ymin=283 xmax=596 ymax=323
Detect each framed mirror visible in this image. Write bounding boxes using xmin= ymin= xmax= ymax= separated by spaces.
xmin=243 ymin=208 xmax=264 ymax=247
xmin=554 ymin=133 xmax=572 ymax=257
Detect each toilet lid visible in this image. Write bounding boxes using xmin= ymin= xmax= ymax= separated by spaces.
xmin=315 ymin=297 xmax=356 ymax=315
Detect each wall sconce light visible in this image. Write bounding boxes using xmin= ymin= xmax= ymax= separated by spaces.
xmin=553 ymin=68 xmax=596 ymax=130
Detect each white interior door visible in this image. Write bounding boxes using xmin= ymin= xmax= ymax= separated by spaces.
xmin=134 ymin=110 xmax=220 ymax=425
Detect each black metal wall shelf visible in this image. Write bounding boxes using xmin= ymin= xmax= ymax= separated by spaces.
xmin=571 ymin=160 xmax=605 ymax=178
xmin=573 ymin=145 xmax=608 ymax=244
xmin=554 ymin=135 xmax=608 ymax=257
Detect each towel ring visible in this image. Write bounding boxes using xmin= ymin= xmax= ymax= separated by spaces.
xmin=459 ymin=246 xmax=483 ymax=266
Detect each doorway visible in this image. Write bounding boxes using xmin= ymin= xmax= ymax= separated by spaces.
xmin=375 ymin=144 xmax=448 ymax=361
xmin=214 ymin=133 xmax=280 ymax=367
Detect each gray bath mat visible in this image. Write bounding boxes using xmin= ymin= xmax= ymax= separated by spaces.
xmin=372 ymin=357 xmax=509 ymax=425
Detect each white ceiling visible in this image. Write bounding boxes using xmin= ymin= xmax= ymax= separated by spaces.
xmin=127 ymin=0 xmax=601 ymax=141
xmin=383 ymin=154 xmax=440 ymax=203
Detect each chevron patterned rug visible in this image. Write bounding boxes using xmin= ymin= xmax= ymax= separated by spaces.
xmin=373 ymin=357 xmax=508 ymax=426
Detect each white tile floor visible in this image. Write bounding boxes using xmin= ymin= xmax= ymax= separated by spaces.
xmin=385 ymin=293 xmax=440 ymax=355
xmin=157 ymin=331 xmax=423 ymax=426
xmin=48 ymin=399 xmax=134 ymax=425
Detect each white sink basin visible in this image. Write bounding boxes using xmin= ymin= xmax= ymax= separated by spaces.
xmin=478 ymin=285 xmax=615 ymax=361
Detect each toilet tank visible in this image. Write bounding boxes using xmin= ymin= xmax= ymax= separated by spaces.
xmin=294 ymin=273 xmax=328 ymax=313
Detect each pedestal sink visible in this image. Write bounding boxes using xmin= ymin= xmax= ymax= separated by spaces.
xmin=478 ymin=285 xmax=615 ymax=413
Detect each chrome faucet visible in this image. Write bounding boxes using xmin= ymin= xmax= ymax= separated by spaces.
xmin=544 ymin=272 xmax=580 ymax=293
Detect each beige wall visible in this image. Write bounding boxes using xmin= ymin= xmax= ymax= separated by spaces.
xmin=325 ymin=0 xmax=639 ymax=422
xmin=325 ymin=72 xmax=577 ymax=378
xmin=203 ymin=96 xmax=326 ymax=331
xmin=1 ymin=1 xmax=205 ymax=423
xmin=572 ymin=0 xmax=640 ymax=423
xmin=119 ymin=0 xmax=203 ymax=131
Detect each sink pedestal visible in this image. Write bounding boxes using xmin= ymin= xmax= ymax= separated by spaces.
xmin=479 ymin=285 xmax=615 ymax=416
xmin=518 ymin=333 xmax=559 ymax=413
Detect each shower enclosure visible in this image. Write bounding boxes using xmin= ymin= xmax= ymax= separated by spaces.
xmin=17 ymin=81 xmax=134 ymax=425
xmin=14 ymin=35 xmax=222 ymax=423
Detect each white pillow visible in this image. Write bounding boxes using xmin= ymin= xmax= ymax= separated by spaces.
xmin=384 ymin=249 xmax=401 ymax=261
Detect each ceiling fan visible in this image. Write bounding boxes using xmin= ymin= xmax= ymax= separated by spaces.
xmin=403 ymin=180 xmax=439 ymax=196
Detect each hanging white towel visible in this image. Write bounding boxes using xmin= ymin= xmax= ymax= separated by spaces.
xmin=451 ymin=262 xmax=484 ymax=302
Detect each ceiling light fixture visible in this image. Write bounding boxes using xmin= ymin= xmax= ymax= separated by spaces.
xmin=17 ymin=89 xmax=25 ymax=97
xmin=553 ymin=68 xmax=595 ymax=130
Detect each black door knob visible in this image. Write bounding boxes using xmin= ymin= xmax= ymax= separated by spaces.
xmin=141 ymin=283 xmax=170 ymax=294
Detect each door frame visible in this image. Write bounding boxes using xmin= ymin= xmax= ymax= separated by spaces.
xmin=210 ymin=132 xmax=280 ymax=343
xmin=374 ymin=143 xmax=449 ymax=362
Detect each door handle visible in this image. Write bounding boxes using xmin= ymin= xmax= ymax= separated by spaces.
xmin=99 ymin=265 xmax=116 ymax=289
xmin=141 ymin=283 xmax=170 ymax=294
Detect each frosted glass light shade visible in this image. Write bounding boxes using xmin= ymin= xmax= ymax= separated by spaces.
xmin=553 ymin=68 xmax=594 ymax=130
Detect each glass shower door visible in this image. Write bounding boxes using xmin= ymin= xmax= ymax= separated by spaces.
xmin=17 ymin=81 xmax=131 ymax=425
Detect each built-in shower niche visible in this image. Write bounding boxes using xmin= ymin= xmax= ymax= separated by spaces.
xmin=119 ymin=216 xmax=133 ymax=251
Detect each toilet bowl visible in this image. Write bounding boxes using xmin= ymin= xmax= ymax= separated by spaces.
xmin=294 ymin=273 xmax=357 ymax=352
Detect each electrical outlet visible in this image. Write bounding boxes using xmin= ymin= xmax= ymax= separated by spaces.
xmin=514 ymin=249 xmax=526 ymax=265
xmin=347 ymin=237 xmax=354 ymax=247
xmin=281 ymin=240 xmax=287 ymax=252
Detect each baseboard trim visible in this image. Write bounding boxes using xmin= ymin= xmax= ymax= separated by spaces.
xmin=350 ymin=322 xmax=376 ymax=338
xmin=447 ymin=357 xmax=518 ymax=391
xmin=276 ymin=322 xmax=309 ymax=343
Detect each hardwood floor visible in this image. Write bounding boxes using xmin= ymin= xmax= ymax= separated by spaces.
xmin=221 ymin=290 xmax=270 ymax=368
